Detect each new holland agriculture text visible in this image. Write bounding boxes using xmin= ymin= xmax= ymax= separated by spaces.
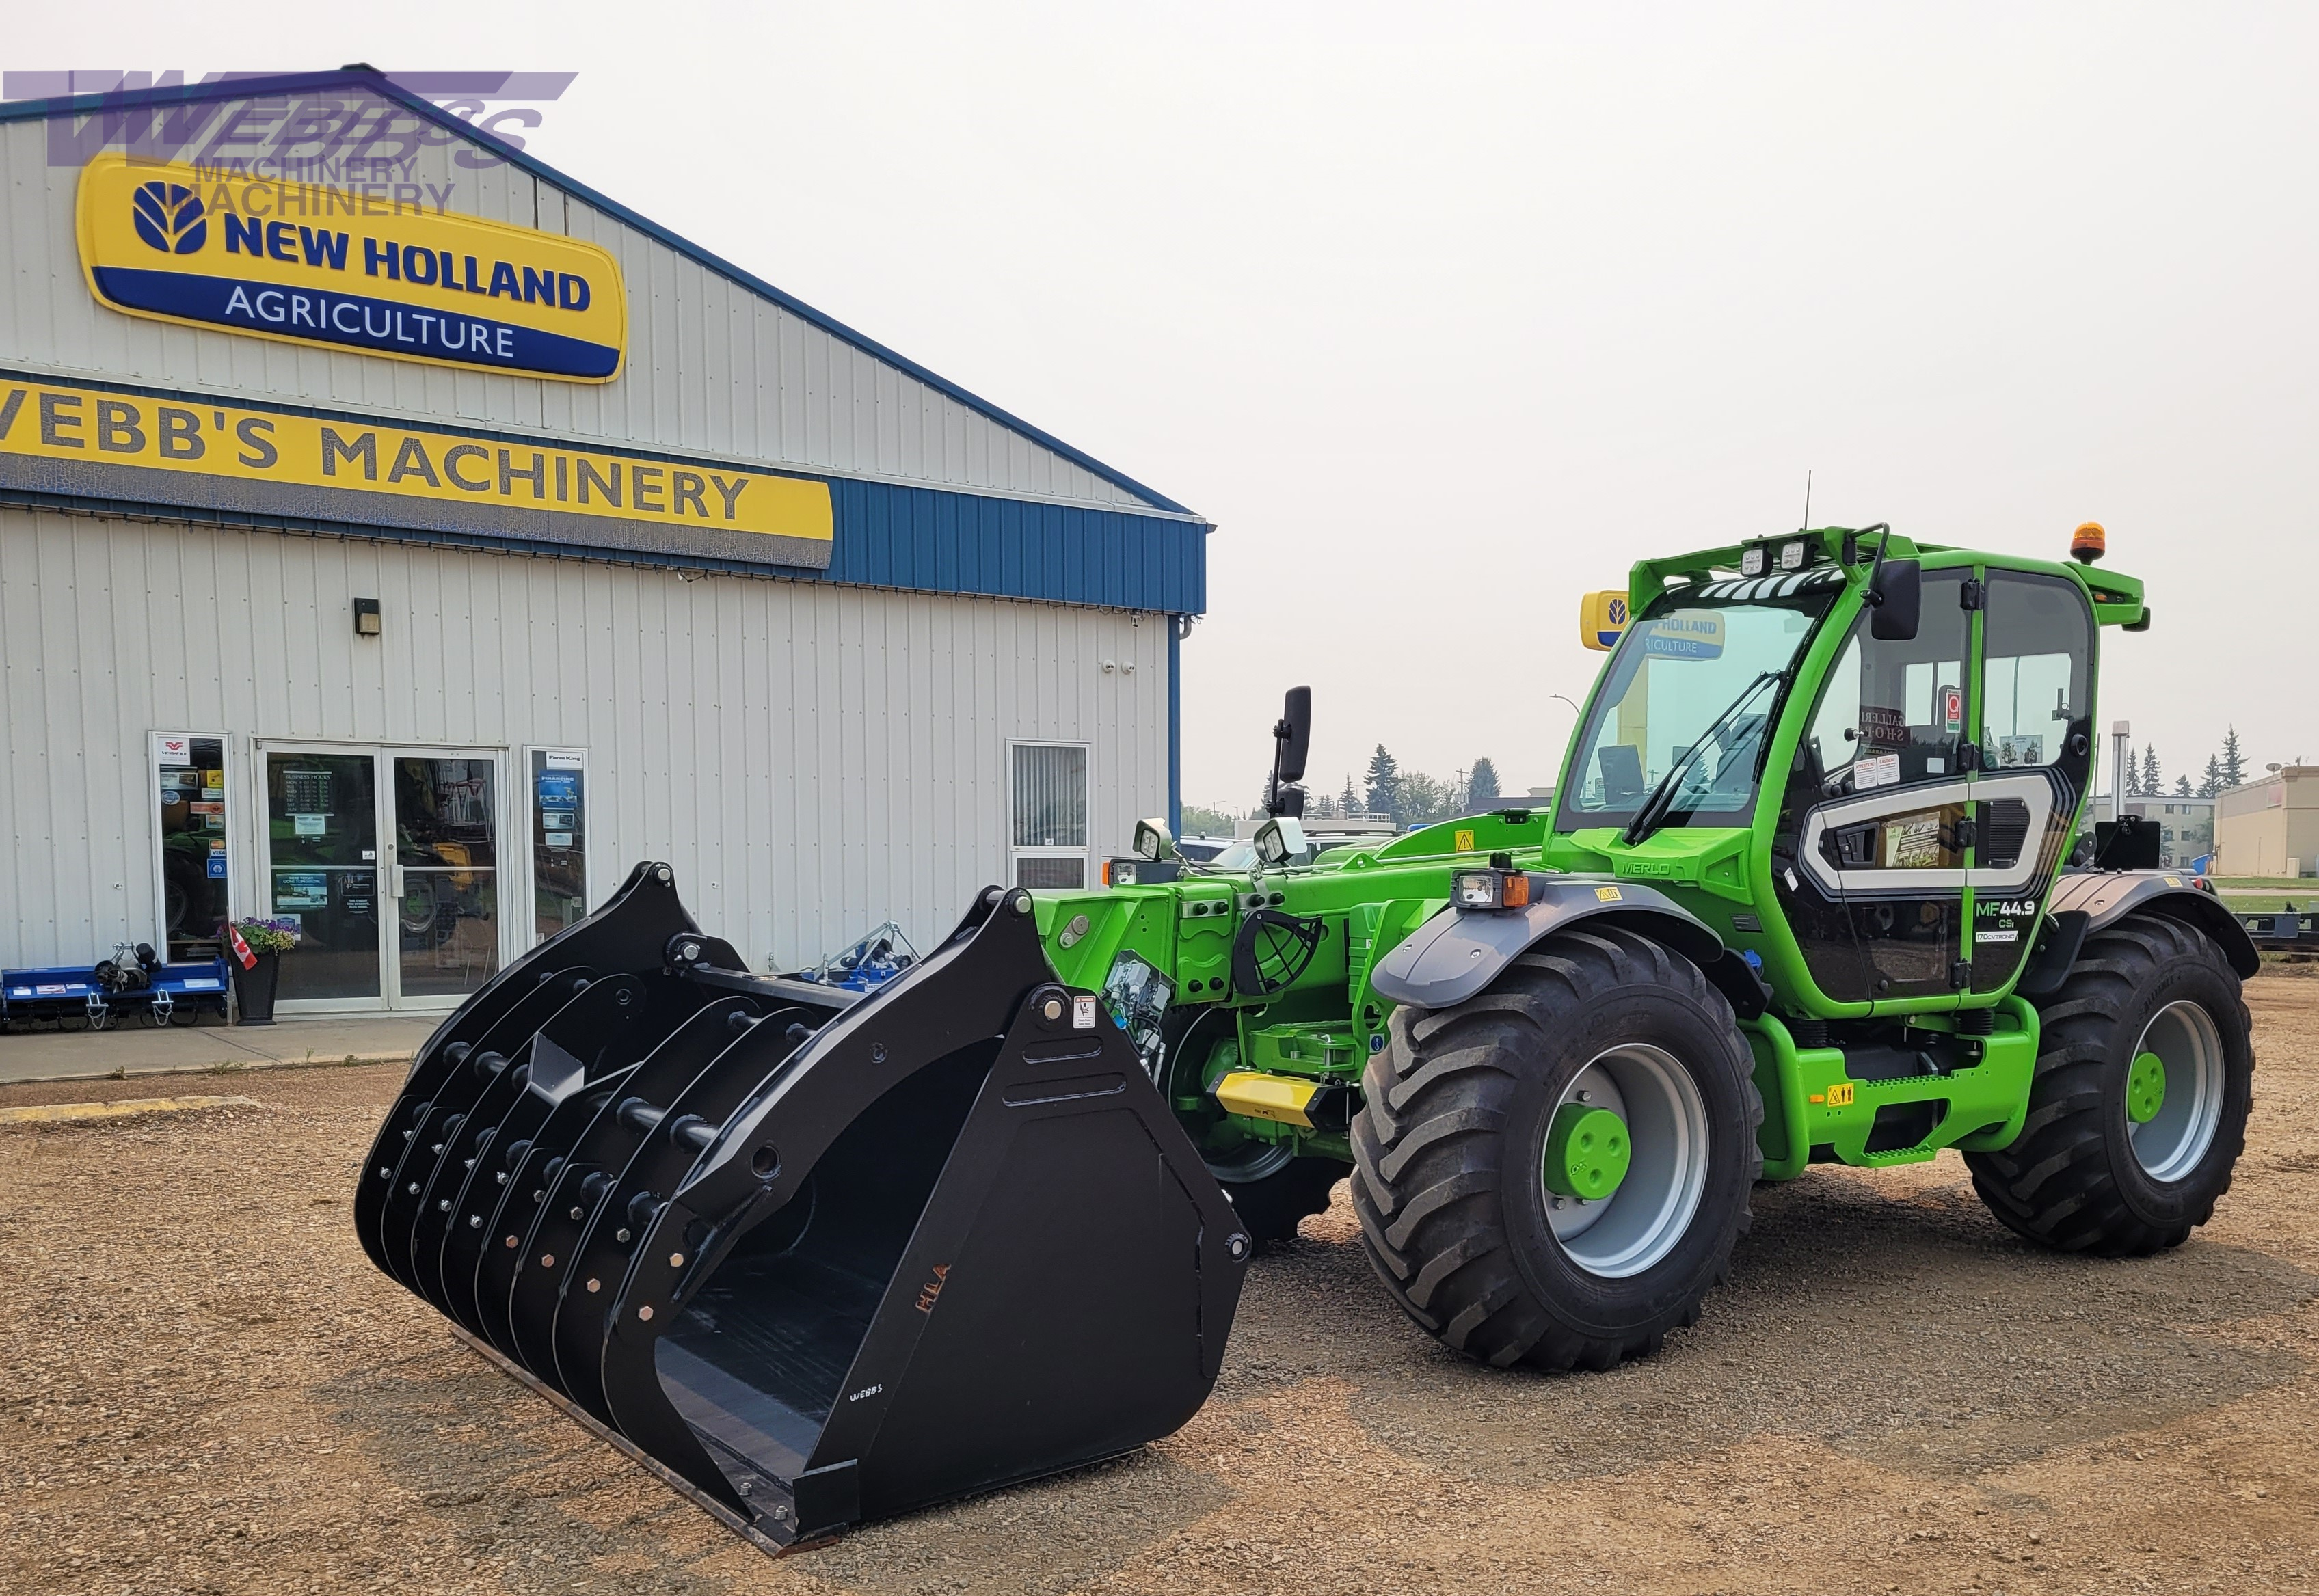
xmin=75 ymin=154 xmax=627 ymax=381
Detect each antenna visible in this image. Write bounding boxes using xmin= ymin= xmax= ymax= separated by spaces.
xmin=1801 ymin=470 xmax=1812 ymax=532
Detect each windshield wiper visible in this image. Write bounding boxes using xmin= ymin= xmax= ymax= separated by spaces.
xmin=1619 ymin=670 xmax=1783 ymax=848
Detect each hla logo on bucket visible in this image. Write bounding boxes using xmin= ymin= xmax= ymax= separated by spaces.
xmin=76 ymin=153 xmax=626 ymax=381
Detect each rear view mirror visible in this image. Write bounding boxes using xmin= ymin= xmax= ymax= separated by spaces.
xmin=1871 ymin=558 xmax=1921 ymax=642
xmin=1274 ymin=687 xmax=1311 ymax=784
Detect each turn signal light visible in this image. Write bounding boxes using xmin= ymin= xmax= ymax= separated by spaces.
xmin=1452 ymin=868 xmax=1532 ymax=910
xmin=2070 ymin=521 xmax=2106 ymax=563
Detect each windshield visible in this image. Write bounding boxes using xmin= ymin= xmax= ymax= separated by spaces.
xmin=1557 ymin=580 xmax=1841 ymax=833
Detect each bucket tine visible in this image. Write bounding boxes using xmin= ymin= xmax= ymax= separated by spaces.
xmin=414 ymin=973 xmax=658 ymax=1327
xmin=356 ymin=861 xmax=715 ymax=1273
xmin=591 ymin=885 xmax=1250 ymax=1542
xmin=504 ymin=995 xmax=790 ymax=1397
xmin=368 ymin=966 xmax=600 ymax=1289
xmin=470 ymin=1064 xmax=640 ymax=1358
xmin=546 ymin=1003 xmax=827 ymax=1421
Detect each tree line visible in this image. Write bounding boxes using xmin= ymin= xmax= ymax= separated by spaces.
xmin=2126 ymin=726 xmax=2253 ymax=798
xmin=1182 ymin=748 xmax=1512 ymax=837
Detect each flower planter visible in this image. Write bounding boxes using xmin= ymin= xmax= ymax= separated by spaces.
xmin=231 ymin=951 xmax=281 ymax=1024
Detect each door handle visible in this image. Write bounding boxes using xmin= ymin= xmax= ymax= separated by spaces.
xmin=1820 ymin=822 xmax=1879 ymax=869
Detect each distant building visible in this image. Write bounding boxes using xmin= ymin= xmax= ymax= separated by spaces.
xmin=2214 ymin=767 xmax=2319 ymax=878
xmin=2091 ymin=794 xmax=2214 ymax=869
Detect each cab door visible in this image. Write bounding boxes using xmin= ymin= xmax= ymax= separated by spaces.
xmin=1773 ymin=571 xmax=1976 ymax=1005
xmin=1968 ymin=570 xmax=2097 ymax=990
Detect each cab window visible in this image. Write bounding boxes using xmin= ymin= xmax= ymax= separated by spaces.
xmin=1797 ymin=572 xmax=1972 ymax=798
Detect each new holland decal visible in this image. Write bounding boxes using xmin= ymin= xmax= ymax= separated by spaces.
xmin=76 ymin=154 xmax=626 ymax=381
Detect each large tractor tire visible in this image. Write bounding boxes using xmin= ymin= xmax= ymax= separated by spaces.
xmin=1351 ymin=925 xmax=1762 ymax=1370
xmin=1965 ymin=912 xmax=2253 ymax=1254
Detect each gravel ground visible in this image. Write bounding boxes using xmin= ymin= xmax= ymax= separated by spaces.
xmin=5 ymin=975 xmax=2318 ymax=1596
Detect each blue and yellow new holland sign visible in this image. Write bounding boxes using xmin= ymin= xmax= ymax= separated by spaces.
xmin=75 ymin=154 xmax=627 ymax=382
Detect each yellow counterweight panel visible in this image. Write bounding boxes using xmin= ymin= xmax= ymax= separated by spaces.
xmin=1213 ymin=1070 xmax=1319 ymax=1129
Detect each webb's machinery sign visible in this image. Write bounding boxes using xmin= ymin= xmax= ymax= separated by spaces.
xmin=75 ymin=152 xmax=627 ymax=381
xmin=0 ymin=379 xmax=835 ymax=569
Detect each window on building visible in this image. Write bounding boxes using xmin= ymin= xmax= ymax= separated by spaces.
xmin=1010 ymin=742 xmax=1089 ymax=889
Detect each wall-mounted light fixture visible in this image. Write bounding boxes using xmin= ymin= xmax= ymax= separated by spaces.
xmin=353 ymin=597 xmax=382 ymax=636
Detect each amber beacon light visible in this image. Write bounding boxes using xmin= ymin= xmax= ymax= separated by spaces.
xmin=2070 ymin=521 xmax=2106 ymax=563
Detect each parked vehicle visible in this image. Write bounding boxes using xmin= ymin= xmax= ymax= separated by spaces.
xmin=354 ymin=522 xmax=2251 ymax=1550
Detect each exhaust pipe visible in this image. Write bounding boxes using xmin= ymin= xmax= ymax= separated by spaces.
xmin=356 ymin=862 xmax=1249 ymax=1547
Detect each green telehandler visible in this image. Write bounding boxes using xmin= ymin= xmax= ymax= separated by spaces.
xmin=358 ymin=519 xmax=2255 ymax=1546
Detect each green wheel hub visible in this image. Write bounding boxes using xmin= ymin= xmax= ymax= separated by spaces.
xmin=2126 ymin=1050 xmax=2167 ymax=1124
xmin=1544 ymin=1103 xmax=1631 ymax=1201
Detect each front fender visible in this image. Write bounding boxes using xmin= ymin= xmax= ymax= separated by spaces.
xmin=2045 ymin=871 xmax=2261 ymax=980
xmin=1369 ymin=876 xmax=1767 ymax=1018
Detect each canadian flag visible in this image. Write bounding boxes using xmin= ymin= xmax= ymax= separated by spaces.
xmin=228 ymin=923 xmax=258 ymax=971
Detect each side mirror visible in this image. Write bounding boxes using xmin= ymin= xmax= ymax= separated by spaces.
xmin=1131 ymin=818 xmax=1179 ymax=862
xmin=1870 ymin=558 xmax=1921 ymax=642
xmin=1273 ymin=686 xmax=1311 ymax=784
xmin=1252 ymin=815 xmax=1308 ymax=869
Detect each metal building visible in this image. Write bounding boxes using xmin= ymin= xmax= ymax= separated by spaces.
xmin=0 ymin=69 xmax=1207 ymax=1014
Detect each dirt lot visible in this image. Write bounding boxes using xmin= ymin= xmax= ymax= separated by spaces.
xmin=5 ymin=978 xmax=2319 ymax=1596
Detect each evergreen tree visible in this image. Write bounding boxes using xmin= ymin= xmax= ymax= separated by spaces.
xmin=1467 ymin=757 xmax=1503 ymax=806
xmin=2220 ymin=726 xmax=2247 ymax=788
xmin=2141 ymin=744 xmax=2162 ymax=797
xmin=2175 ymin=774 xmax=2193 ymax=797
xmin=1365 ymin=745 xmax=1402 ymax=821
xmin=2200 ymin=754 xmax=2223 ymax=798
xmin=2123 ymin=756 xmax=2142 ymax=797
xmin=1340 ymin=774 xmax=1360 ymax=815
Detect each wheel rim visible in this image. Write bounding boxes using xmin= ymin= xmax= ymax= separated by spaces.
xmin=2127 ymin=999 xmax=2225 ymax=1183
xmin=1205 ymin=1138 xmax=1295 ymax=1185
xmin=1543 ymin=1043 xmax=1710 ymax=1278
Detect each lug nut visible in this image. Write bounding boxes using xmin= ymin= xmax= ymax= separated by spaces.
xmin=669 ymin=1252 xmax=686 ymax=1268
xmin=586 ymin=1277 xmax=600 ymax=1293
xmin=638 ymin=1305 xmax=654 ymax=1321
xmin=540 ymin=1254 xmax=554 ymax=1268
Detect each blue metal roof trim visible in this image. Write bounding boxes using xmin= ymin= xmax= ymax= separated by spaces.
xmin=0 ymin=69 xmax=1203 ymax=520
xmin=832 ymin=481 xmax=1204 ymax=614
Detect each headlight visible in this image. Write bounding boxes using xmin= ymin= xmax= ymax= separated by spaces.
xmin=1739 ymin=545 xmax=1767 ymax=576
xmin=1453 ymin=871 xmax=1501 ymax=908
xmin=1453 ymin=870 xmax=1533 ymax=910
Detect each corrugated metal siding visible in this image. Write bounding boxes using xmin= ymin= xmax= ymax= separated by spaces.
xmin=0 ymin=506 xmax=1171 ymax=971
xmin=828 ymin=480 xmax=1206 ymax=614
xmin=0 ymin=97 xmax=1174 ymax=515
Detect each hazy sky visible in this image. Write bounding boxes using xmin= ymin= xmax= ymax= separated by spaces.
xmin=13 ymin=4 xmax=2316 ymax=807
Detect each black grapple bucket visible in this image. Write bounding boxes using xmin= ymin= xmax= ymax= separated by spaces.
xmin=356 ymin=862 xmax=1250 ymax=1548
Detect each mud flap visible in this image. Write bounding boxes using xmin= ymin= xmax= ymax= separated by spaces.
xmin=356 ymin=865 xmax=1249 ymax=1548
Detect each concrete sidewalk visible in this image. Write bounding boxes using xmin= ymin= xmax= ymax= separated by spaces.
xmin=0 ymin=1014 xmax=438 ymax=1085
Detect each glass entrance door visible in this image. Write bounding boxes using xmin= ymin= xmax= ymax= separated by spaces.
xmin=391 ymin=754 xmax=501 ymax=1001
xmin=258 ymin=745 xmax=504 ymax=1011
xmin=262 ymin=750 xmax=384 ymax=1004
